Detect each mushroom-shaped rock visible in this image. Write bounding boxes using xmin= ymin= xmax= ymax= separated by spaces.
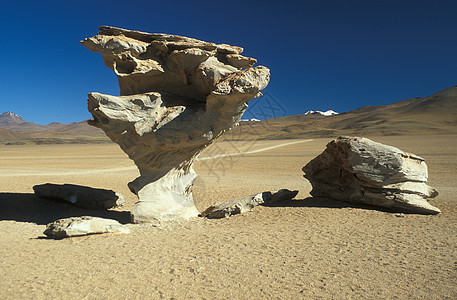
xmin=81 ymin=26 xmax=270 ymax=223
xmin=302 ymin=136 xmax=440 ymax=214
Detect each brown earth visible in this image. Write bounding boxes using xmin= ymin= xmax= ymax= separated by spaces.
xmin=2 ymin=86 xmax=456 ymax=145
xmin=0 ymin=112 xmax=107 ymax=145
xmin=0 ymin=135 xmax=456 ymax=299
xmin=225 ymin=86 xmax=457 ymax=140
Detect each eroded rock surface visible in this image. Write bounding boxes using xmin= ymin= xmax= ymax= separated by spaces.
xmin=201 ymin=189 xmax=299 ymax=219
xmin=33 ymin=183 xmax=124 ymax=209
xmin=44 ymin=216 xmax=130 ymax=239
xmin=302 ymin=136 xmax=440 ymax=214
xmin=81 ymin=26 xmax=270 ymax=223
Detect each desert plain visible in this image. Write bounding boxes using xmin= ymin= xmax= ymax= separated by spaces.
xmin=0 ymin=134 xmax=456 ymax=299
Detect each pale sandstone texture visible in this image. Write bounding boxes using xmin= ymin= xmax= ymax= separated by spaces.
xmin=303 ymin=136 xmax=440 ymax=214
xmin=33 ymin=183 xmax=124 ymax=209
xmin=201 ymin=189 xmax=299 ymax=218
xmin=81 ymin=26 xmax=270 ymax=223
xmin=44 ymin=216 xmax=130 ymax=239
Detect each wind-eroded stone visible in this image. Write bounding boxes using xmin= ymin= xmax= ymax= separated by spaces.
xmin=44 ymin=216 xmax=130 ymax=239
xmin=81 ymin=26 xmax=270 ymax=223
xmin=201 ymin=189 xmax=299 ymax=219
xmin=302 ymin=136 xmax=440 ymax=214
xmin=33 ymin=183 xmax=124 ymax=209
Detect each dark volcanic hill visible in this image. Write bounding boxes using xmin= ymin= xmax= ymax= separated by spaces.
xmin=223 ymin=86 xmax=457 ymax=140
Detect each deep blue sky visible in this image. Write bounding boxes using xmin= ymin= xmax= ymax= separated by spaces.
xmin=1 ymin=0 xmax=456 ymax=124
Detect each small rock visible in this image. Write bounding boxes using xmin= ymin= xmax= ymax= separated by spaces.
xmin=44 ymin=216 xmax=130 ymax=239
xmin=33 ymin=183 xmax=124 ymax=209
xmin=395 ymin=213 xmax=405 ymax=218
xmin=201 ymin=189 xmax=298 ymax=219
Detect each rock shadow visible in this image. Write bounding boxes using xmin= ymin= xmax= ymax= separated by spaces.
xmin=262 ymin=197 xmax=350 ymax=209
xmin=262 ymin=196 xmax=419 ymax=214
xmin=0 ymin=192 xmax=131 ymax=225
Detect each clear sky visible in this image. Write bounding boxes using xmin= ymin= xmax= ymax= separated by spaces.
xmin=1 ymin=0 xmax=456 ymax=124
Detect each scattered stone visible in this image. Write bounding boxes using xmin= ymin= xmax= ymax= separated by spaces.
xmin=201 ymin=189 xmax=298 ymax=219
xmin=43 ymin=216 xmax=130 ymax=239
xmin=302 ymin=136 xmax=440 ymax=214
xmin=81 ymin=26 xmax=270 ymax=223
xmin=395 ymin=213 xmax=405 ymax=218
xmin=33 ymin=183 xmax=124 ymax=209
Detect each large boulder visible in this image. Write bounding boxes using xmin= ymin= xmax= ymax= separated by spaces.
xmin=302 ymin=136 xmax=440 ymax=214
xmin=33 ymin=183 xmax=124 ymax=209
xmin=81 ymin=26 xmax=270 ymax=223
xmin=44 ymin=216 xmax=130 ymax=239
xmin=201 ymin=189 xmax=298 ymax=219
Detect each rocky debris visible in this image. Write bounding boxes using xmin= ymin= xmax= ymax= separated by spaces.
xmin=44 ymin=216 xmax=130 ymax=239
xmin=81 ymin=26 xmax=270 ymax=223
xmin=33 ymin=183 xmax=124 ymax=209
xmin=302 ymin=136 xmax=440 ymax=214
xmin=201 ymin=189 xmax=298 ymax=219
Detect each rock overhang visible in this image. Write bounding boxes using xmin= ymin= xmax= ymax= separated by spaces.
xmin=81 ymin=26 xmax=270 ymax=223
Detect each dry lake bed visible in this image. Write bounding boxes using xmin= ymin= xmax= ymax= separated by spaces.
xmin=0 ymin=136 xmax=456 ymax=299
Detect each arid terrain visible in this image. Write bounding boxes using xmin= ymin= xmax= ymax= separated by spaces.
xmin=1 ymin=86 xmax=456 ymax=145
xmin=0 ymin=135 xmax=456 ymax=299
xmin=228 ymin=86 xmax=457 ymax=140
xmin=0 ymin=112 xmax=107 ymax=145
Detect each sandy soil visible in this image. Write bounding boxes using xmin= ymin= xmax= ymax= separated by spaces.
xmin=0 ymin=135 xmax=456 ymax=299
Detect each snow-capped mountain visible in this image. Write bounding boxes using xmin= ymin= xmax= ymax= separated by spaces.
xmin=240 ymin=118 xmax=261 ymax=122
xmin=0 ymin=111 xmax=102 ymax=135
xmin=0 ymin=111 xmax=27 ymax=127
xmin=304 ymin=110 xmax=339 ymax=116
xmin=2 ymin=111 xmax=21 ymax=119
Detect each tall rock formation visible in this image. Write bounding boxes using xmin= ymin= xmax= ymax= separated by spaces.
xmin=81 ymin=26 xmax=270 ymax=223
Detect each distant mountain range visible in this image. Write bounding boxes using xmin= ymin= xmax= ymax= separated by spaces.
xmin=1 ymin=86 xmax=456 ymax=144
xmin=226 ymin=86 xmax=457 ymax=140
xmin=0 ymin=112 xmax=107 ymax=145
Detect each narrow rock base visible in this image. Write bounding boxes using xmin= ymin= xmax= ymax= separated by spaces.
xmin=129 ymin=167 xmax=200 ymax=223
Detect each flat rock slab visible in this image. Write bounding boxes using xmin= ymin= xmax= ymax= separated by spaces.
xmin=44 ymin=216 xmax=130 ymax=239
xmin=201 ymin=189 xmax=298 ymax=219
xmin=33 ymin=183 xmax=124 ymax=210
xmin=303 ymin=136 xmax=440 ymax=214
